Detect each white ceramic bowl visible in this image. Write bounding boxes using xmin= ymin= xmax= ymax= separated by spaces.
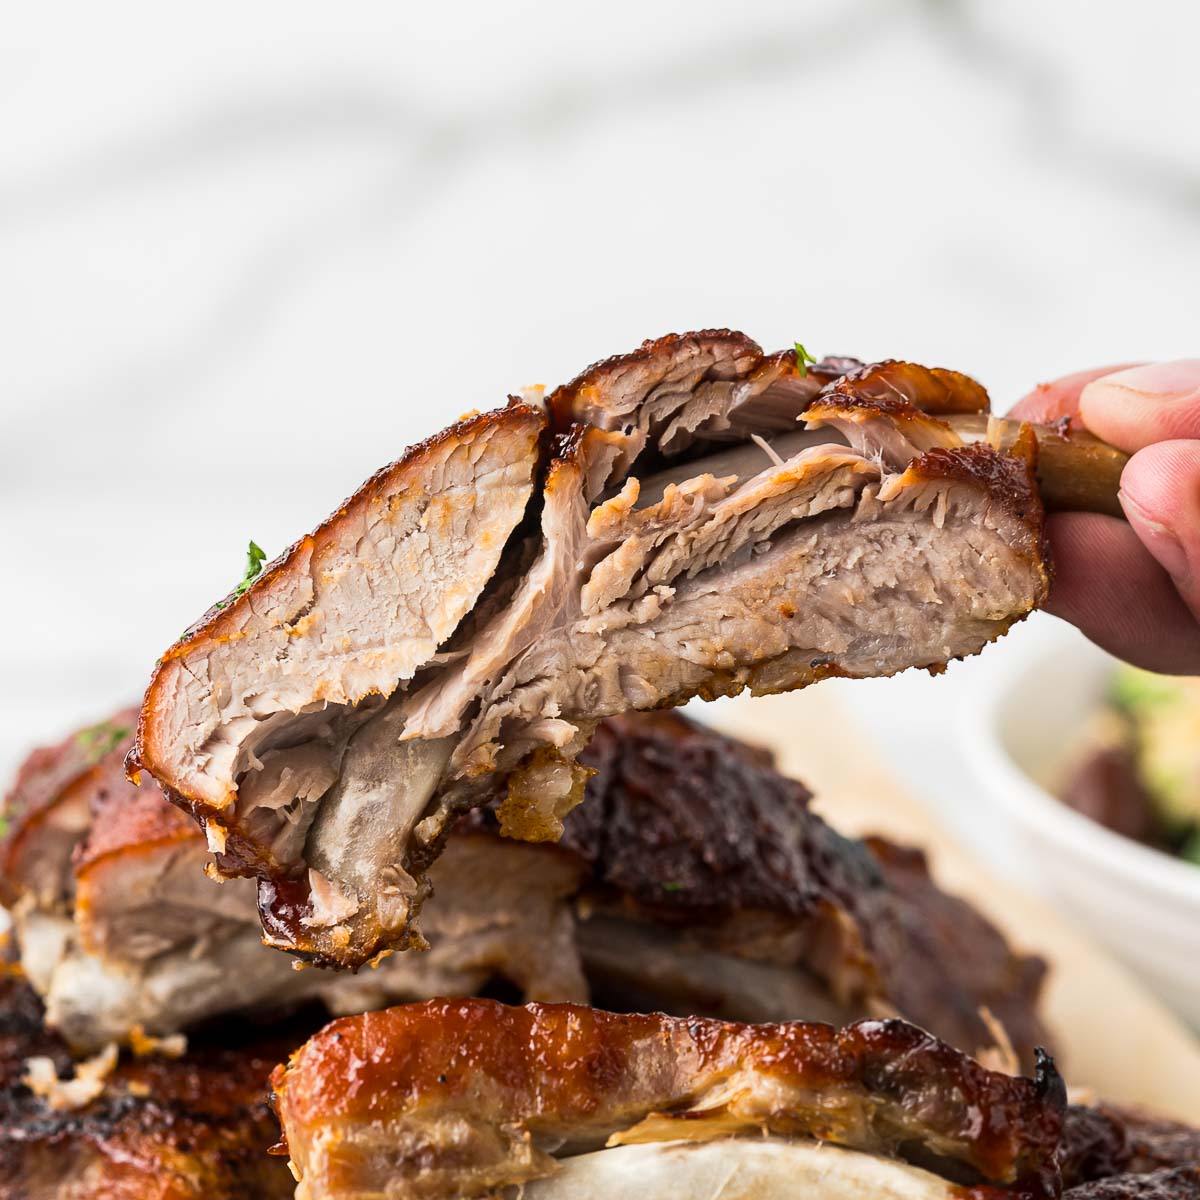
xmin=961 ymin=624 xmax=1200 ymax=1029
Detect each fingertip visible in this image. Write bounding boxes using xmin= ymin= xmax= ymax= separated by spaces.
xmin=1119 ymin=440 xmax=1200 ymax=526
xmin=1079 ymin=360 xmax=1200 ymax=452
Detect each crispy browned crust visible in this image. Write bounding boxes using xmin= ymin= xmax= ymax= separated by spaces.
xmin=805 ymin=390 xmax=954 ymax=427
xmin=1064 ymin=1167 xmax=1200 ymax=1199
xmin=1060 ymin=1103 xmax=1200 ymax=1189
xmin=823 ymin=359 xmax=992 ymax=415
xmin=0 ymin=976 xmax=293 ymax=1200
xmin=907 ymin=441 xmax=1046 ymax=526
xmin=547 ymin=329 xmax=762 ymax=431
xmin=497 ymin=710 xmax=848 ymax=919
xmin=130 ymin=400 xmax=547 ymax=802
xmin=72 ymin=750 xmax=192 ymax=879
xmin=0 ymin=710 xmax=138 ymax=908
xmin=274 ymin=998 xmax=1064 ymax=1194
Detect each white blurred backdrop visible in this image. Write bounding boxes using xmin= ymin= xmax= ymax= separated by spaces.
xmin=2 ymin=1 xmax=1198 ymax=872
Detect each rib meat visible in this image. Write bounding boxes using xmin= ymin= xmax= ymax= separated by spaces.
xmin=1060 ymin=1102 xmax=1200 ymax=1190
xmin=1064 ymin=1169 xmax=1200 ymax=1199
xmin=0 ymin=974 xmax=293 ymax=1200
xmin=3 ymin=712 xmax=585 ymax=1051
xmin=0 ymin=708 xmax=138 ymax=911
xmin=5 ymin=708 xmax=1048 ymax=1067
xmin=523 ymin=710 xmax=1051 ymax=1069
xmin=133 ymin=331 xmax=1067 ymax=968
xmin=271 ymin=998 xmax=1066 ymax=1200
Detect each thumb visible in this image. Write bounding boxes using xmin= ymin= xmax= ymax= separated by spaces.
xmin=1079 ymin=360 xmax=1200 ymax=453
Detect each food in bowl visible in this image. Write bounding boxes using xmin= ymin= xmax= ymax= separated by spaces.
xmin=1061 ymin=666 xmax=1200 ymax=867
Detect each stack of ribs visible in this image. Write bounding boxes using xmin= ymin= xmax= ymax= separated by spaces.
xmin=2 ymin=330 xmax=1193 ymax=1199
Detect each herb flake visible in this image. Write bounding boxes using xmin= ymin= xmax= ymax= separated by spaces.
xmin=76 ymin=721 xmax=131 ymax=763
xmin=215 ymin=540 xmax=267 ymax=609
xmin=794 ymin=342 xmax=817 ymax=378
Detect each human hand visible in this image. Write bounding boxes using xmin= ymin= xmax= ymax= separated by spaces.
xmin=1009 ymin=362 xmax=1200 ymax=674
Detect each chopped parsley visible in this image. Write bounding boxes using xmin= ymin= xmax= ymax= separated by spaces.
xmin=75 ymin=721 xmax=131 ymax=763
xmin=234 ymin=540 xmax=267 ymax=596
xmin=215 ymin=540 xmax=267 ymax=609
xmin=794 ymin=342 xmax=817 ymax=378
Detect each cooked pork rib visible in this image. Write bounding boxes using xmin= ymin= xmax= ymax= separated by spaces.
xmin=5 ymin=708 xmax=1050 ymax=1064
xmin=1064 ymin=1169 xmax=1200 ymax=1198
xmin=272 ymin=998 xmax=1065 ymax=1200
xmin=529 ymin=710 xmax=1051 ymax=1068
xmin=0 ymin=975 xmax=293 ymax=1200
xmin=4 ymin=713 xmax=586 ymax=1051
xmin=132 ymin=331 xmax=1080 ymax=968
xmin=1060 ymin=1103 xmax=1200 ymax=1190
xmin=0 ymin=708 xmax=138 ymax=912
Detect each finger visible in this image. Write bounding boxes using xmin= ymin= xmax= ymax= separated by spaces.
xmin=1079 ymin=360 xmax=1200 ymax=453
xmin=1041 ymin=512 xmax=1200 ymax=674
xmin=1008 ymin=364 xmax=1140 ymax=424
xmin=1118 ymin=439 xmax=1200 ymax=622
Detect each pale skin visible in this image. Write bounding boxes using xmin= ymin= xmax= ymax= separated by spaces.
xmin=1009 ymin=361 xmax=1200 ymax=674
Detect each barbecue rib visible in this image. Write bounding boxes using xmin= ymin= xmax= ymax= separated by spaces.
xmin=4 ymin=709 xmax=1050 ymax=1066
xmin=1064 ymin=1170 xmax=1200 ymax=1198
xmin=272 ymin=998 xmax=1066 ymax=1200
xmin=1060 ymin=1103 xmax=1200 ymax=1190
xmin=2 ymin=713 xmax=586 ymax=1051
xmin=131 ymin=331 xmax=1086 ymax=968
xmin=0 ymin=974 xmax=293 ymax=1200
xmin=527 ymin=710 xmax=1052 ymax=1069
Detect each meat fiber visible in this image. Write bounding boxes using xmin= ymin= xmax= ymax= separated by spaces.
xmin=271 ymin=998 xmax=1066 ymax=1200
xmin=131 ymin=331 xmax=1092 ymax=968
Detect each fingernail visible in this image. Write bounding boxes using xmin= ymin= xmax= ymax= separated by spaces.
xmin=1120 ymin=488 xmax=1191 ymax=581
xmin=1093 ymin=360 xmax=1200 ymax=403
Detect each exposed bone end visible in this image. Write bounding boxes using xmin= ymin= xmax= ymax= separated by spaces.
xmin=950 ymin=412 xmax=1128 ymax=518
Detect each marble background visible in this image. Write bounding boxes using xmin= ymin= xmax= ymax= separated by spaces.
xmin=2 ymin=3 xmax=1197 ymax=874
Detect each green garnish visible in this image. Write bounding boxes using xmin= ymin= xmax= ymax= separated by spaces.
xmin=662 ymin=881 xmax=684 ymax=893
xmin=75 ymin=721 xmax=131 ymax=763
xmin=794 ymin=342 xmax=817 ymax=378
xmin=234 ymin=540 xmax=267 ymax=596
xmin=215 ymin=540 xmax=267 ymax=609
